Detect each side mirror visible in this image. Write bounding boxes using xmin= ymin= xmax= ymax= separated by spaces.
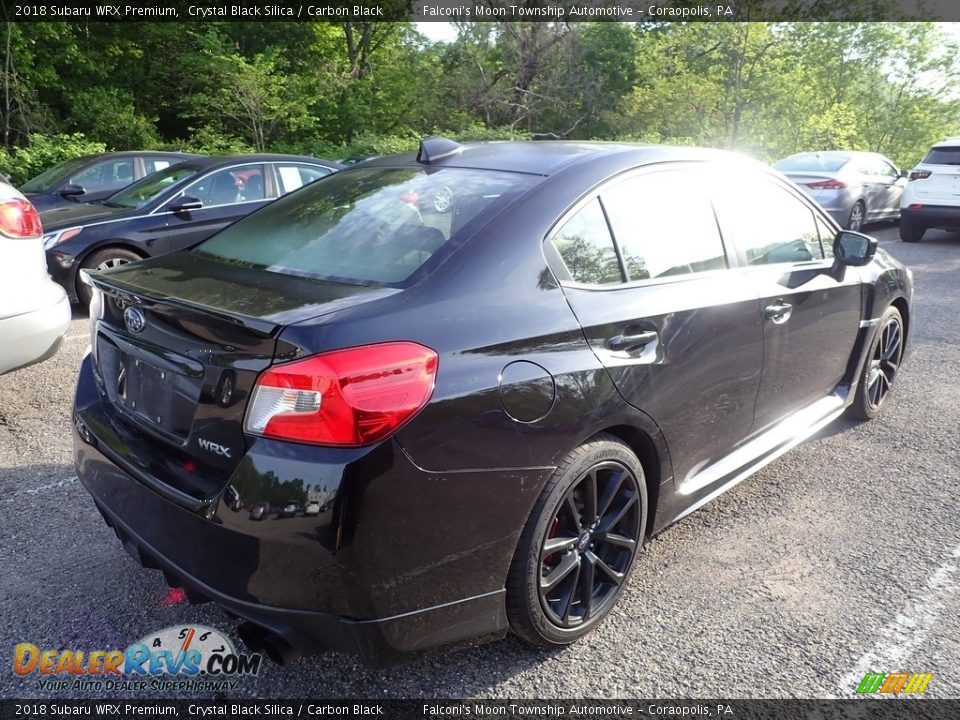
xmin=60 ymin=184 xmax=85 ymax=197
xmin=834 ymin=230 xmax=878 ymax=267
xmin=169 ymin=196 xmax=203 ymax=213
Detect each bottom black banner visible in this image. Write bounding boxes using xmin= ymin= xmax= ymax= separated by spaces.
xmin=0 ymin=700 xmax=957 ymax=720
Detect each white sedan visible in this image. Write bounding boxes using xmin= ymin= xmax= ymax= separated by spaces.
xmin=0 ymin=179 xmax=71 ymax=375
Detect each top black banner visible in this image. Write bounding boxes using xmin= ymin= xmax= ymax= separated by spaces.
xmin=1 ymin=0 xmax=959 ymax=23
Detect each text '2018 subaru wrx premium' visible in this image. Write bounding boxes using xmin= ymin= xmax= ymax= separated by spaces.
xmin=73 ymin=139 xmax=912 ymax=666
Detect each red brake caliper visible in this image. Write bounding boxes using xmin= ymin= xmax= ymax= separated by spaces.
xmin=544 ymin=516 xmax=560 ymax=565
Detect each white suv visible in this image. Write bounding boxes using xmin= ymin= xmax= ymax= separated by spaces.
xmin=900 ymin=138 xmax=960 ymax=242
xmin=0 ymin=179 xmax=71 ymax=375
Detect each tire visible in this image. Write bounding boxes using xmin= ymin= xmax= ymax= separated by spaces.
xmin=847 ymin=305 xmax=904 ymax=421
xmin=847 ymin=201 xmax=866 ymax=232
xmin=77 ymin=247 xmax=143 ymax=306
xmin=899 ymin=220 xmax=924 ymax=243
xmin=506 ymin=434 xmax=647 ymax=647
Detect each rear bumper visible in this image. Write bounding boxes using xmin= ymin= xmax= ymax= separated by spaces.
xmin=901 ymin=204 xmax=960 ymax=229
xmin=73 ymin=354 xmax=546 ymax=664
xmin=0 ymin=286 xmax=71 ymax=375
xmin=83 ymin=487 xmax=506 ymax=667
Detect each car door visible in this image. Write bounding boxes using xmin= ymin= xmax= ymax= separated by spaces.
xmin=709 ymin=171 xmax=862 ymax=430
xmin=548 ymin=166 xmax=765 ymax=486
xmin=154 ymin=163 xmax=272 ymax=254
xmin=876 ymin=158 xmax=906 ymax=217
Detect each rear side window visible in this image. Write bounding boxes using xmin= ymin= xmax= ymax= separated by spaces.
xmin=194 ymin=167 xmax=536 ymax=287
xmin=601 ymin=170 xmax=727 ymax=281
xmin=922 ymin=146 xmax=960 ymax=165
xmin=144 ymin=157 xmax=174 ymax=173
xmin=712 ymin=176 xmax=824 ymax=266
xmin=276 ymin=164 xmax=332 ymax=195
xmin=550 ymin=199 xmax=623 ymax=285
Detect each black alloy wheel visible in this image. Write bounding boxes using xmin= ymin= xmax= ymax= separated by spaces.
xmin=507 ymin=435 xmax=647 ymax=646
xmin=848 ymin=305 xmax=904 ymax=420
xmin=538 ymin=460 xmax=642 ymax=628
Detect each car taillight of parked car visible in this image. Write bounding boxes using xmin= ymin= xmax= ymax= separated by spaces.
xmin=245 ymin=341 xmax=438 ymax=446
xmin=908 ymin=170 xmax=932 ymax=181
xmin=805 ymin=179 xmax=847 ymax=190
xmin=0 ymin=199 xmax=42 ymax=238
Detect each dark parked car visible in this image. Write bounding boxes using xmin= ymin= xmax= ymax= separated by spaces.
xmin=774 ymin=151 xmax=907 ymax=231
xmin=21 ymin=151 xmax=198 ymax=212
xmin=249 ymin=502 xmax=271 ymax=521
xmin=74 ymin=138 xmax=912 ymax=667
xmin=277 ymin=502 xmax=300 ymax=519
xmin=41 ymin=154 xmax=342 ymax=305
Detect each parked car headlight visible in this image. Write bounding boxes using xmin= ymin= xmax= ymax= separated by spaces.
xmin=42 ymin=226 xmax=82 ymax=249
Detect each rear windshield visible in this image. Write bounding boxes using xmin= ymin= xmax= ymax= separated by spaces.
xmin=922 ymin=146 xmax=960 ymax=165
xmin=774 ymin=154 xmax=849 ymax=172
xmin=103 ymin=164 xmax=200 ymax=209
xmin=193 ymin=167 xmax=537 ymax=287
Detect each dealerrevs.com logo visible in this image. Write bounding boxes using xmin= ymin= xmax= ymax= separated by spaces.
xmin=13 ymin=625 xmax=262 ymax=692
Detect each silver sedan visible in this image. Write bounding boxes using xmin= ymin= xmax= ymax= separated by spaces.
xmin=774 ymin=151 xmax=907 ymax=231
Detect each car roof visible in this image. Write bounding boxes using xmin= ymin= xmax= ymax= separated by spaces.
xmin=356 ymin=141 xmax=732 ymax=176
xmin=781 ymin=150 xmax=885 ymax=160
xmin=195 ymin=154 xmax=344 ymax=169
xmin=932 ymin=137 xmax=960 ymax=148
xmin=76 ymin=150 xmax=198 ymax=161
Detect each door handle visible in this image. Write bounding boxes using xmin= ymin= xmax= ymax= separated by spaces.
xmin=607 ymin=331 xmax=659 ymax=353
xmin=764 ymin=302 xmax=793 ymax=324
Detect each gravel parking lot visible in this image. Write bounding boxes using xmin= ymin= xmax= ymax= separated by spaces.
xmin=1 ymin=225 xmax=958 ymax=700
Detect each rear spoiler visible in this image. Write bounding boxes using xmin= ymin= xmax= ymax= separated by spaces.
xmin=80 ymin=268 xmax=282 ymax=338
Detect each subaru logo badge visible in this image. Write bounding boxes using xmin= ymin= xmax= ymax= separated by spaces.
xmin=123 ymin=306 xmax=146 ymax=334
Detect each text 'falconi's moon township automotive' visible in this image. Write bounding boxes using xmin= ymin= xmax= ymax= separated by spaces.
xmin=73 ymin=138 xmax=913 ymax=667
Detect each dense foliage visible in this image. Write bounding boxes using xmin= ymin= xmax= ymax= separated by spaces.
xmin=1 ymin=21 xmax=958 ymax=183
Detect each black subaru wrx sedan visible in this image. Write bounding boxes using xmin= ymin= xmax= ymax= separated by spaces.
xmin=73 ymin=138 xmax=913 ymax=666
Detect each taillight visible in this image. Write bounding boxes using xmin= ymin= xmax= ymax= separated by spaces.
xmin=245 ymin=342 xmax=438 ymax=446
xmin=909 ymin=170 xmax=932 ymax=181
xmin=805 ymin=179 xmax=847 ymax=190
xmin=0 ymin=199 xmax=42 ymax=238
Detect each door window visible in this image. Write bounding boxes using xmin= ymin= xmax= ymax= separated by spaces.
xmin=276 ymin=164 xmax=332 ymax=195
xmin=712 ymin=177 xmax=824 ymax=266
xmin=183 ymin=164 xmax=265 ymax=207
xmin=549 ymin=198 xmax=623 ymax=285
xmin=601 ymin=170 xmax=727 ymax=281
xmin=71 ymin=159 xmax=135 ymax=191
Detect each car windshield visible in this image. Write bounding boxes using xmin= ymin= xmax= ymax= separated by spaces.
xmin=774 ymin=154 xmax=849 ymax=173
xmin=103 ymin=164 xmax=200 ymax=209
xmin=193 ymin=166 xmax=538 ymax=287
xmin=923 ymin=146 xmax=960 ymax=165
xmin=20 ymin=156 xmax=93 ymax=192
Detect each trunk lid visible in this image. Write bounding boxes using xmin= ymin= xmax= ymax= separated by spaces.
xmin=84 ymin=252 xmax=397 ymax=486
xmin=912 ymin=161 xmax=960 ymax=205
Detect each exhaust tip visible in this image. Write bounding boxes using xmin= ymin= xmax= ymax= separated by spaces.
xmin=261 ymin=633 xmax=301 ymax=666
xmin=237 ymin=622 xmax=269 ymax=653
xmin=237 ymin=622 xmax=300 ymax=665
